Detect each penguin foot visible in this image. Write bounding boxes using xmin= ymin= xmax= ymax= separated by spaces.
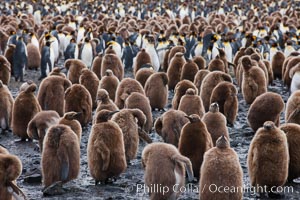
xmin=42 ymin=181 xmax=64 ymax=196
xmin=1 ymin=128 xmax=9 ymax=134
xmin=126 ymin=160 xmax=131 ymax=166
xmin=34 ymin=144 xmax=40 ymax=152
xmin=103 ymin=177 xmax=117 ymax=184
xmin=14 ymin=138 xmax=27 ymax=143
xmin=227 ymin=122 xmax=234 ymax=127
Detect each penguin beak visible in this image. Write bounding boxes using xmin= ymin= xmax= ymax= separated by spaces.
xmin=74 ymin=112 xmax=82 ymax=118
xmin=107 ymin=110 xmax=119 ymax=118
xmin=184 ymin=115 xmax=193 ymax=121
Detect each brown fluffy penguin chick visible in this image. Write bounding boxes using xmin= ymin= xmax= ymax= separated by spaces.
xmin=95 ymin=89 xmax=118 ymax=115
xmin=142 ymin=142 xmax=194 ymax=200
xmin=202 ymin=103 xmax=229 ymax=146
xmin=172 ymin=80 xmax=198 ymax=110
xmin=167 ymin=52 xmax=186 ymax=90
xmin=59 ymin=112 xmax=82 ymax=143
xmin=111 ymin=109 xmax=149 ymax=162
xmin=42 ymin=124 xmax=80 ymax=188
xmin=208 ymin=57 xmax=226 ymax=72
xmin=193 ymin=56 xmax=206 ymax=70
xmin=101 ymin=53 xmax=124 ymax=81
xmin=272 ymin=51 xmax=285 ymax=79
xmin=241 ymin=56 xmax=267 ymax=104
xmin=0 ymin=55 xmax=11 ymax=85
xmin=48 ymin=67 xmax=66 ymax=78
xmin=65 ymin=84 xmax=92 ymax=127
xmin=280 ymin=123 xmax=300 ymax=181
xmin=144 ymin=72 xmax=168 ymax=110
xmin=178 ymin=114 xmax=213 ymax=178
xmin=38 ymin=76 xmax=72 ymax=117
xmin=167 ymin=45 xmax=186 ymax=64
xmin=12 ymin=84 xmax=41 ymax=141
xmin=247 ymin=92 xmax=284 ymax=132
xmin=193 ymin=69 xmax=210 ymax=94
xmin=125 ymin=92 xmax=153 ymax=133
xmin=200 ymin=135 xmax=243 ymax=200
xmin=79 ymin=68 xmax=99 ymax=109
xmin=0 ymin=80 xmax=14 ymax=133
xmin=0 ymin=151 xmax=25 ymax=200
xmin=247 ymin=121 xmax=289 ymax=195
xmin=178 ymin=88 xmax=205 ymax=118
xmin=27 ymin=111 xmax=60 ymax=152
xmin=285 ymin=90 xmax=300 ymax=124
xmin=91 ymin=53 xmax=103 ymax=79
xmin=210 ymin=82 xmax=238 ymax=126
xmin=99 ymin=69 xmax=119 ymax=102
xmin=154 ymin=109 xmax=189 ymax=147
xmin=87 ymin=110 xmax=127 ymax=184
xmin=180 ymin=59 xmax=199 ymax=81
xmin=200 ymin=71 xmax=232 ymax=111
xmin=133 ymin=49 xmax=151 ymax=75
xmin=64 ymin=59 xmax=87 ymax=84
xmin=26 ymin=43 xmax=41 ymax=70
xmin=115 ymin=78 xmax=145 ymax=109
xmin=135 ymin=68 xmax=155 ymax=87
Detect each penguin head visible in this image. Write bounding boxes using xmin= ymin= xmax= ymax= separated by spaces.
xmin=216 ymin=135 xmax=229 ymax=149
xmin=185 ymin=114 xmax=201 ymax=123
xmin=185 ymin=88 xmax=196 ymax=95
xmin=84 ymin=37 xmax=90 ymax=43
xmin=96 ymin=89 xmax=110 ymax=102
xmin=24 ymin=83 xmax=37 ymax=94
xmin=209 ymin=102 xmax=219 ymax=113
xmin=9 ymin=30 xmax=16 ymax=36
xmin=70 ymin=38 xmax=76 ymax=43
xmin=95 ymin=109 xmax=119 ymax=123
xmin=263 ymin=121 xmax=275 ymax=130
xmin=46 ymin=125 xmax=65 ymax=148
xmin=105 ymin=69 xmax=113 ymax=76
xmin=64 ymin=111 xmax=82 ymax=121
xmin=241 ymin=56 xmax=252 ymax=71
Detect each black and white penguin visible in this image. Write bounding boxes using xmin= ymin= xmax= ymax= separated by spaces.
xmin=79 ymin=37 xmax=94 ymax=68
xmin=39 ymin=41 xmax=52 ymax=80
xmin=145 ymin=35 xmax=160 ymax=71
xmin=13 ymin=36 xmax=27 ymax=82
xmin=64 ymin=38 xmax=78 ymax=61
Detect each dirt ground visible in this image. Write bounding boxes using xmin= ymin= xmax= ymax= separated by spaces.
xmin=2 ymin=65 xmax=300 ymax=200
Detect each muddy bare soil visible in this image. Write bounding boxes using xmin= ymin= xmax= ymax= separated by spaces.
xmin=2 ymin=67 xmax=300 ymax=200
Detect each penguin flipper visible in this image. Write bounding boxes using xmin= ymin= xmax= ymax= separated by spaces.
xmin=249 ymin=81 xmax=258 ymax=99
xmin=138 ymin=128 xmax=152 ymax=143
xmin=154 ymin=117 xmax=162 ymax=135
xmin=171 ymin=154 xmax=194 ymax=182
xmin=59 ymin=149 xmax=70 ymax=182
xmin=96 ymin=140 xmax=110 ymax=171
